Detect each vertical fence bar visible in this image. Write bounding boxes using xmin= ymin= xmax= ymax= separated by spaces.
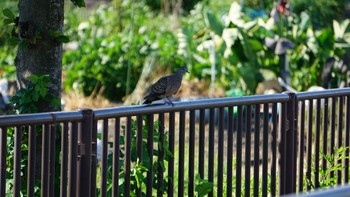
xmin=271 ymin=103 xmax=278 ymax=196
xmin=208 ymin=108 xmax=215 ymax=197
xmin=146 ymin=114 xmax=154 ymax=197
xmin=178 ymin=111 xmax=185 ymax=197
xmin=112 ymin=117 xmax=120 ymax=197
xmin=79 ymin=109 xmax=93 ymax=197
xmin=158 ymin=113 xmax=165 ymax=197
xmin=60 ymin=123 xmax=69 ymax=197
xmin=41 ymin=125 xmax=50 ymax=197
xmin=330 ymin=97 xmax=336 ymax=179
xmin=337 ymin=96 xmax=344 ymax=184
xmin=68 ymin=122 xmax=78 ymax=197
xmin=136 ymin=115 xmax=143 ymax=197
xmin=0 ymin=127 xmax=6 ymax=197
xmin=27 ymin=125 xmax=36 ymax=197
xmin=286 ymin=92 xmax=296 ymax=194
xmin=199 ymin=109 xmax=205 ymax=179
xmin=322 ymin=98 xmax=329 ymax=179
xmin=168 ymin=112 xmax=175 ymax=197
xmin=294 ymin=97 xmax=299 ymax=192
xmin=227 ymin=107 xmax=233 ymax=197
xmin=91 ymin=121 xmax=98 ymax=197
xmin=345 ymin=96 xmax=350 ymax=183
xmin=315 ymin=99 xmax=321 ymax=189
xmin=188 ymin=110 xmax=195 ymax=197
xmin=279 ymin=102 xmax=287 ymax=194
xmin=306 ymin=99 xmax=313 ymax=190
xmin=236 ymin=106 xmax=243 ymax=197
xmin=217 ymin=108 xmax=224 ymax=197
xmin=136 ymin=115 xmax=143 ymax=160
xmin=14 ymin=126 xmax=23 ymax=197
xmin=262 ymin=103 xmax=269 ymax=197
xmin=245 ymin=105 xmax=252 ymax=197
xmin=124 ymin=116 xmax=132 ymax=197
xmin=49 ymin=124 xmax=57 ymax=197
xmin=100 ymin=119 xmax=109 ymax=197
xmin=254 ymin=104 xmax=260 ymax=196
xmin=299 ymin=101 xmax=306 ymax=192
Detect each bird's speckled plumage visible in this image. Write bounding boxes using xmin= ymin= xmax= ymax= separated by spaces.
xmin=143 ymin=66 xmax=189 ymax=106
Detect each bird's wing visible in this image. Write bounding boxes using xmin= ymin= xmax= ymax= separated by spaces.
xmin=150 ymin=76 xmax=168 ymax=96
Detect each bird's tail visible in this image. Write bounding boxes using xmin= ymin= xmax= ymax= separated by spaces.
xmin=143 ymin=98 xmax=152 ymax=104
xmin=143 ymin=94 xmax=156 ymax=104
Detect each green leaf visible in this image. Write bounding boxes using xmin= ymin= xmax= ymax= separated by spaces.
xmin=195 ymin=175 xmax=213 ymax=196
xmin=32 ymin=92 xmax=40 ymax=102
xmin=3 ymin=18 xmax=13 ymax=25
xmin=57 ymin=35 xmax=70 ymax=43
xmin=52 ymin=98 xmax=61 ymax=108
xmin=39 ymin=87 xmax=47 ymax=97
xmin=3 ymin=8 xmax=15 ymax=20
xmin=28 ymin=75 xmax=39 ymax=83
xmin=205 ymin=11 xmax=224 ymax=36
xmin=70 ymin=0 xmax=85 ymax=7
xmin=7 ymin=37 xmax=20 ymax=45
xmin=21 ymin=96 xmax=32 ymax=104
xmin=248 ymin=39 xmax=264 ymax=51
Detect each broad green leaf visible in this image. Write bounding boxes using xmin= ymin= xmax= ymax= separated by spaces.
xmin=32 ymin=92 xmax=40 ymax=102
xmin=205 ymin=11 xmax=224 ymax=36
xmin=52 ymin=98 xmax=61 ymax=108
xmin=39 ymin=87 xmax=47 ymax=97
xmin=248 ymin=39 xmax=264 ymax=51
xmin=58 ymin=35 xmax=70 ymax=43
xmin=3 ymin=18 xmax=13 ymax=25
xmin=3 ymin=8 xmax=15 ymax=19
xmin=195 ymin=175 xmax=213 ymax=197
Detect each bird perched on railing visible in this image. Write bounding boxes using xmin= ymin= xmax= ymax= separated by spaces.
xmin=143 ymin=66 xmax=189 ymax=106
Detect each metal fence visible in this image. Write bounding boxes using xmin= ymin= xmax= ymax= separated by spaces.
xmin=0 ymin=88 xmax=350 ymax=196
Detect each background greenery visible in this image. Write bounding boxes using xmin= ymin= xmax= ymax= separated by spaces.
xmin=2 ymin=0 xmax=350 ymax=196
xmin=1 ymin=0 xmax=350 ymax=101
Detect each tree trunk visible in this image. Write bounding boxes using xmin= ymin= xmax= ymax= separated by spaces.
xmin=124 ymin=55 xmax=165 ymax=105
xmin=16 ymin=0 xmax=64 ymax=112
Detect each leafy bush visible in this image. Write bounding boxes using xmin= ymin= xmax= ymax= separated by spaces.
xmin=10 ymin=75 xmax=60 ymax=113
xmin=307 ymin=147 xmax=350 ymax=189
xmin=180 ymin=2 xmax=350 ymax=93
xmin=63 ymin=2 xmax=182 ymax=101
xmin=96 ymin=117 xmax=213 ymax=196
xmin=291 ymin=0 xmax=346 ymax=29
xmin=0 ymin=6 xmax=17 ymax=79
xmin=283 ymin=13 xmax=350 ymax=90
xmin=63 ymin=0 xmax=350 ymax=100
xmin=6 ymin=75 xmax=61 ymax=196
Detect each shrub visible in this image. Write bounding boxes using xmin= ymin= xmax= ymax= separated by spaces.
xmin=63 ymin=3 xmax=181 ymax=101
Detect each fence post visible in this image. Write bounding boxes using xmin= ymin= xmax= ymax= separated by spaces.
xmin=280 ymin=91 xmax=297 ymax=195
xmin=78 ymin=108 xmax=93 ymax=197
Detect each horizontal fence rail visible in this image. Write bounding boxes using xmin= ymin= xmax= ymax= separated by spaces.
xmin=0 ymin=88 xmax=350 ymax=196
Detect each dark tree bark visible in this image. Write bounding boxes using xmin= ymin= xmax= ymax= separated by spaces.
xmin=15 ymin=0 xmax=64 ymax=112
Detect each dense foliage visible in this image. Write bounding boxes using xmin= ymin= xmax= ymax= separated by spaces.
xmin=62 ymin=0 xmax=350 ymax=101
xmin=63 ymin=2 xmax=182 ymax=101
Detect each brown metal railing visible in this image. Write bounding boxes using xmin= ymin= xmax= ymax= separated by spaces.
xmin=0 ymin=88 xmax=350 ymax=196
